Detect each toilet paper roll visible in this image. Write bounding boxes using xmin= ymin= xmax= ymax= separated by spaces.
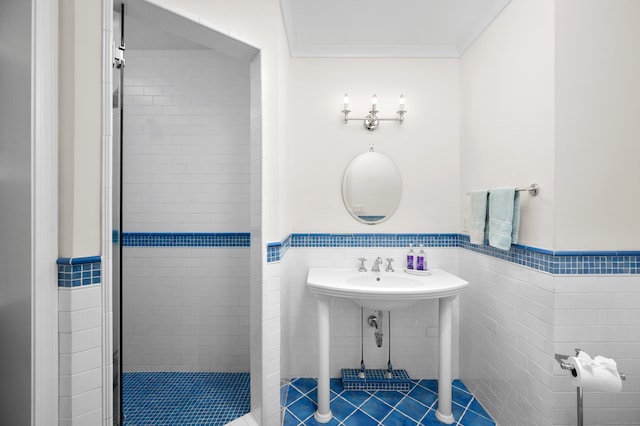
xmin=568 ymin=353 xmax=622 ymax=392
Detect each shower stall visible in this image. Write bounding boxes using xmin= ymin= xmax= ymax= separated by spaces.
xmin=112 ymin=2 xmax=260 ymax=424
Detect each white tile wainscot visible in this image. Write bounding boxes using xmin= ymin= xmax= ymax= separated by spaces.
xmin=58 ymin=285 xmax=103 ymax=426
xmin=459 ymin=249 xmax=640 ymax=426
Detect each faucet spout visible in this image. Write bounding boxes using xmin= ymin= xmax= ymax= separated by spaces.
xmin=372 ymin=257 xmax=383 ymax=273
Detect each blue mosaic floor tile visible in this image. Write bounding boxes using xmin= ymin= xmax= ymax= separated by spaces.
xmin=329 ymin=396 xmax=358 ymax=421
xmin=452 ymin=401 xmax=467 ymax=421
xmin=123 ymin=372 xmax=249 ymax=426
xmin=415 ymin=379 xmax=438 ymax=394
xmin=381 ymin=409 xmax=419 ymax=425
xmin=342 ymin=409 xmax=378 ymax=425
xmin=330 ymin=378 xmax=345 ymax=395
xmin=288 ymin=396 xmax=317 ymax=422
xmin=371 ymin=390 xmax=404 ymax=407
xmin=395 ymin=397 xmax=430 ymax=422
xmin=284 ymin=378 xmax=496 ymax=426
xmin=340 ymin=390 xmax=372 ymax=407
xmin=283 ymin=410 xmax=301 ymax=426
xmin=360 ymin=397 xmax=393 ymax=420
xmin=407 ymin=385 xmax=437 ymax=408
xmin=286 ymin=386 xmax=304 ymax=406
xmin=292 ymin=377 xmax=319 ymax=394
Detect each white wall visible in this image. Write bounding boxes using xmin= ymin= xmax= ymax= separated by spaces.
xmin=0 ymin=0 xmax=33 ymax=421
xmin=121 ymin=49 xmax=251 ymax=373
xmin=554 ymin=0 xmax=640 ymax=251
xmin=460 ymin=0 xmax=555 ymax=250
xmin=59 ymin=0 xmax=102 ymax=258
xmin=286 ymin=58 xmax=460 ymax=234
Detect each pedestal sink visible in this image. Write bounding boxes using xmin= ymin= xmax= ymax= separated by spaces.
xmin=307 ymin=268 xmax=469 ymax=424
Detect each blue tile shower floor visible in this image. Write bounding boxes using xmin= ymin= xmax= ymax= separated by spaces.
xmin=283 ymin=378 xmax=495 ymax=426
xmin=123 ymin=372 xmax=250 ymax=425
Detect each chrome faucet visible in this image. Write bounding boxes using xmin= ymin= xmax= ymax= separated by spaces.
xmin=372 ymin=257 xmax=383 ymax=272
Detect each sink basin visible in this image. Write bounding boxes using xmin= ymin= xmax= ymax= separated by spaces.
xmin=307 ymin=268 xmax=469 ymax=311
xmin=346 ymin=274 xmax=422 ymax=287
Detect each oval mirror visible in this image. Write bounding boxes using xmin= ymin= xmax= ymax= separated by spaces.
xmin=342 ymin=150 xmax=402 ymax=224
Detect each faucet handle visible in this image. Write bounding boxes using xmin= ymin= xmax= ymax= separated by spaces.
xmin=385 ymin=258 xmax=394 ymax=272
xmin=358 ymin=258 xmax=367 ymax=272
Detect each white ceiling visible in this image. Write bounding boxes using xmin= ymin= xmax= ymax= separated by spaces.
xmin=119 ymin=0 xmax=259 ymax=62
xmin=280 ymin=0 xmax=512 ymax=58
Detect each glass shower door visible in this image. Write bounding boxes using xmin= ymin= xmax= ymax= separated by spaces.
xmin=112 ymin=4 xmax=125 ymax=425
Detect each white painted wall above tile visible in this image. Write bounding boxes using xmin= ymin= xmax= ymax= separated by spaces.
xmin=285 ymin=58 xmax=460 ymax=234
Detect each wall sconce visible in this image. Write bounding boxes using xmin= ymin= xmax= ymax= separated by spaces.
xmin=342 ymin=93 xmax=406 ymax=131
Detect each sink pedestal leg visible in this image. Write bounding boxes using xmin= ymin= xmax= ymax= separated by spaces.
xmin=436 ymin=296 xmax=455 ymax=424
xmin=315 ymin=295 xmax=332 ymax=423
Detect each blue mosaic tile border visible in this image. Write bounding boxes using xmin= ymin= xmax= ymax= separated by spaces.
xmin=120 ymin=232 xmax=250 ymax=247
xmin=57 ymin=256 xmax=101 ymax=288
xmin=267 ymin=235 xmax=292 ymax=262
xmin=290 ymin=233 xmax=459 ymax=248
xmin=267 ymin=233 xmax=640 ymax=274
xmin=459 ymin=235 xmax=640 ymax=274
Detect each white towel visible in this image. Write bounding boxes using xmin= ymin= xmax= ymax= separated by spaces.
xmin=469 ymin=191 xmax=488 ymax=245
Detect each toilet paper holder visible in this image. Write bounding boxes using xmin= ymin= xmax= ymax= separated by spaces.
xmin=554 ymin=348 xmax=625 ymax=426
xmin=554 ymin=348 xmax=626 ymax=381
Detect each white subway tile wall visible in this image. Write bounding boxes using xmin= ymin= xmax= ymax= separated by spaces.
xmin=59 ymin=286 xmax=103 ymax=425
xmin=121 ymin=49 xmax=251 ymax=373
xmin=459 ymin=249 xmax=640 ymax=426
xmin=122 ymin=247 xmax=250 ymax=372
xmin=122 ymin=49 xmax=250 ymax=233
xmin=282 ymin=247 xmax=460 ymax=379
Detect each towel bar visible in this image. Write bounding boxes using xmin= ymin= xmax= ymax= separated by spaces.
xmin=466 ymin=183 xmax=539 ymax=196
xmin=554 ymin=349 xmax=625 ymax=426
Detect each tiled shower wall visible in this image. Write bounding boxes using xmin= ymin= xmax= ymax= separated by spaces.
xmin=121 ymin=49 xmax=251 ymax=372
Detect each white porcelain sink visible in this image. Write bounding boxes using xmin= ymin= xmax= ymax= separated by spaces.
xmin=307 ymin=266 xmax=469 ymax=424
xmin=307 ymin=268 xmax=469 ymax=311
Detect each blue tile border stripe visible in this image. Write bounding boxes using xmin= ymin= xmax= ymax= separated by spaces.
xmin=290 ymin=233 xmax=459 ymax=248
xmin=118 ymin=232 xmax=251 ymax=247
xmin=57 ymin=256 xmax=101 ymax=288
xmin=266 ymin=233 xmax=640 ymax=275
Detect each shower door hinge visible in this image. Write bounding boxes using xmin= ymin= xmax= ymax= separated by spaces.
xmin=113 ymin=42 xmax=126 ymax=69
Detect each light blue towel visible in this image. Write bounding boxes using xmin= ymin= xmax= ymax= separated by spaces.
xmin=488 ymin=187 xmax=520 ymax=250
xmin=469 ymin=191 xmax=488 ymax=245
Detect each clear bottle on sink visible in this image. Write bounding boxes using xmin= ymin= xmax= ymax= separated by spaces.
xmin=416 ymin=245 xmax=427 ymax=271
